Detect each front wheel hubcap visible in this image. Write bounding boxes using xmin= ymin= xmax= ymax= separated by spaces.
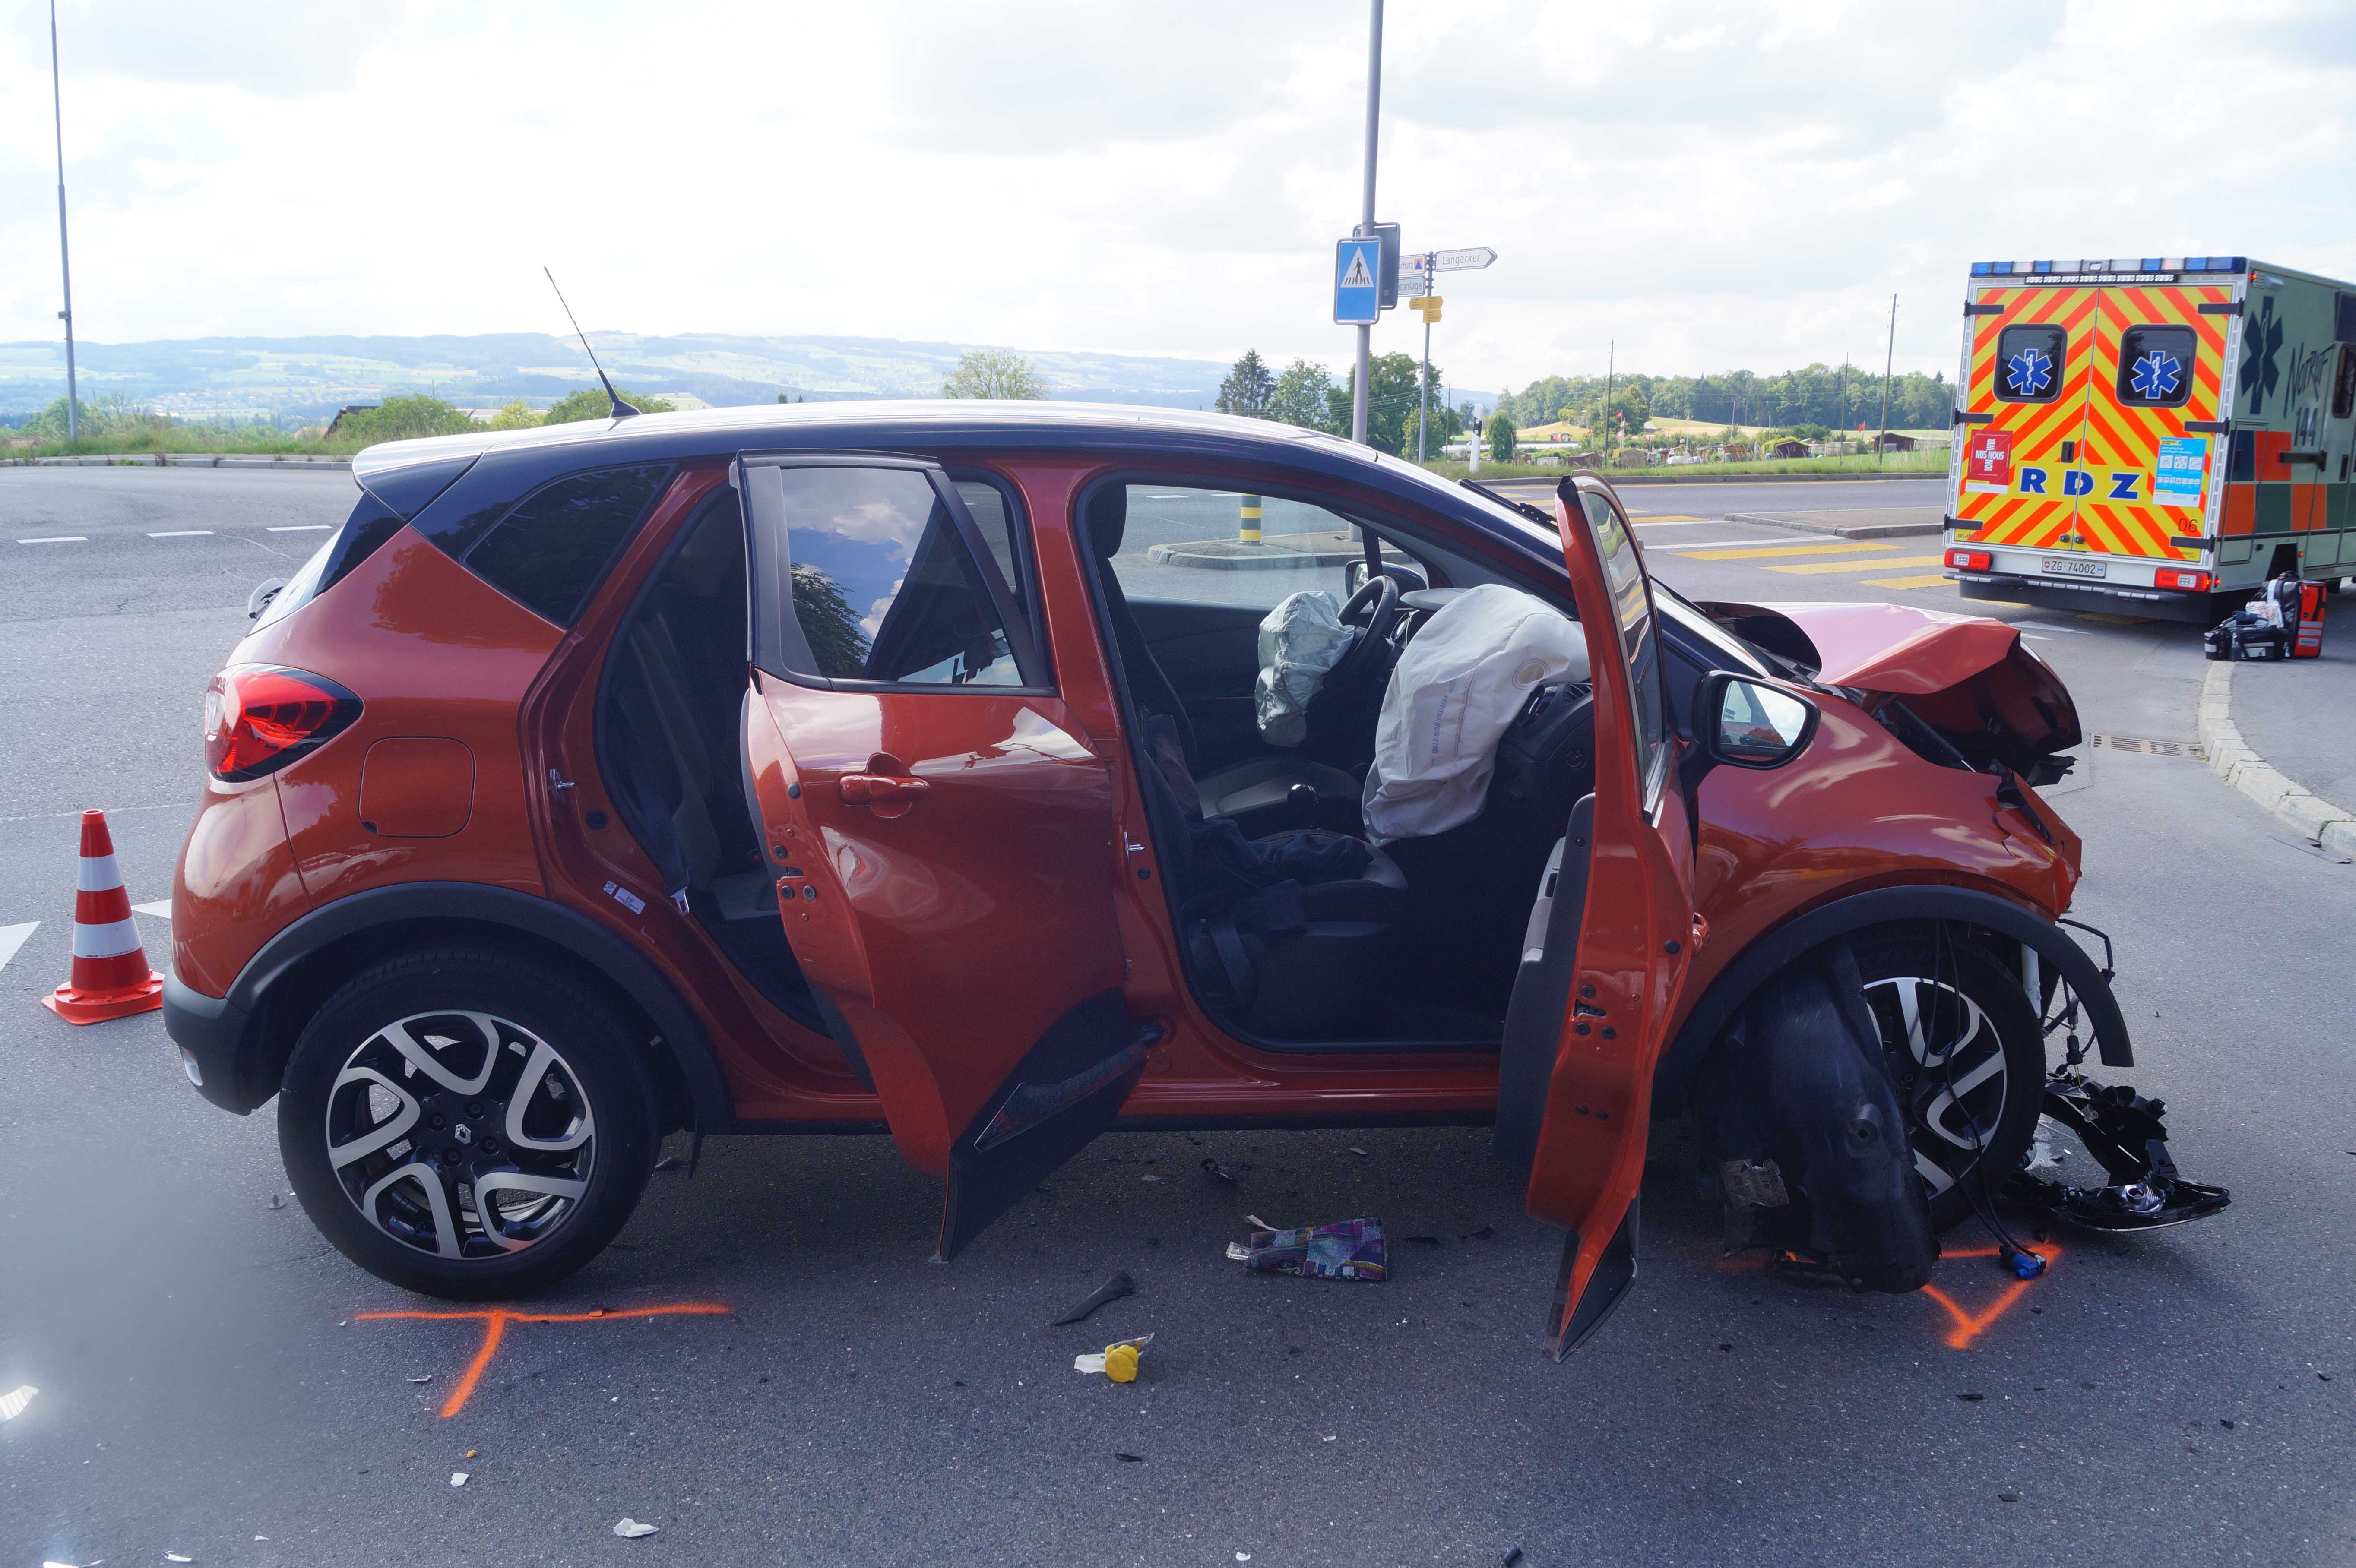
xmin=323 ymin=1010 xmax=596 ymax=1259
xmin=1860 ymin=975 xmax=2010 ymax=1202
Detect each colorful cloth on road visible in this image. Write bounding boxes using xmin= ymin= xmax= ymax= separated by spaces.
xmin=1233 ymin=1218 xmax=1387 ymax=1282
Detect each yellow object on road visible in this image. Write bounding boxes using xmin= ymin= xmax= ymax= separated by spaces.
xmin=1104 ymin=1343 xmax=1140 ymax=1383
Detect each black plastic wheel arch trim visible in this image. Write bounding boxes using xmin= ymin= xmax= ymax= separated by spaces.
xmin=1650 ymin=885 xmax=2131 ymax=1116
xmin=162 ymin=881 xmax=735 ymax=1131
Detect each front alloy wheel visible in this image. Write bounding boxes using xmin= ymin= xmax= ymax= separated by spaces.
xmin=280 ymin=950 xmax=659 ymax=1299
xmin=1849 ymin=928 xmax=2044 ymax=1229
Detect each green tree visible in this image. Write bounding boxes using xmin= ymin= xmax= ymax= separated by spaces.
xmin=1268 ymin=359 xmax=1338 ymax=430
xmin=333 ymin=394 xmax=478 ymax=444
xmin=488 ymin=400 xmax=542 ymax=430
xmin=1328 ymin=352 xmax=1424 ymax=454
xmin=940 ymin=349 xmax=1047 ymax=399
xmin=542 ymin=385 xmax=675 ymax=424
xmin=790 ymin=564 xmax=870 ymax=677
xmin=1216 ymin=350 xmax=1276 ymax=417
xmin=1485 ymin=411 xmax=1517 ymax=463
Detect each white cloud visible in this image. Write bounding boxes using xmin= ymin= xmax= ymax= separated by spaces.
xmin=0 ymin=0 xmax=2350 ymax=392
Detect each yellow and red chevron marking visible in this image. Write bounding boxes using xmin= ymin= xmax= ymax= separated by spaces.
xmin=2073 ymin=285 xmax=2232 ymax=562
xmin=1957 ymin=286 xmax=2101 ymax=548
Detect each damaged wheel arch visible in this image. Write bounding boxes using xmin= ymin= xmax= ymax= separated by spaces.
xmin=1653 ymin=885 xmax=2132 ymax=1119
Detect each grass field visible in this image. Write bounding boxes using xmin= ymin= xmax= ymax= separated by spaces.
xmin=1425 ymin=449 xmax=1948 ymax=482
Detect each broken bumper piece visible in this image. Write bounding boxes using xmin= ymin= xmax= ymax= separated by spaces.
xmin=2003 ymin=1075 xmax=2231 ymax=1234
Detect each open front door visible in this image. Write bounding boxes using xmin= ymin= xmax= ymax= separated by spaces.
xmin=736 ymin=452 xmax=1150 ymax=1260
xmin=1519 ymin=477 xmax=1698 ymax=1358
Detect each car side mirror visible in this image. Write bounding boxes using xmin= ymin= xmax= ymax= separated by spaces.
xmin=1344 ymin=559 xmax=1430 ymax=597
xmin=1695 ymin=670 xmax=1818 ymax=769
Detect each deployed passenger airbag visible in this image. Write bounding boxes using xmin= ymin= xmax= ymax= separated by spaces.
xmin=1362 ymin=584 xmax=1586 ymax=844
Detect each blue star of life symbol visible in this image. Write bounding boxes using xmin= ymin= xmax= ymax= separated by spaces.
xmin=2005 ymin=348 xmax=2053 ymax=398
xmin=2129 ymin=350 xmax=2182 ymax=401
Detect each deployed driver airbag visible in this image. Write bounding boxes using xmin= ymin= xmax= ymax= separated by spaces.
xmin=1253 ymin=590 xmax=1354 ymax=747
xmin=1362 ymin=584 xmax=1587 ymax=845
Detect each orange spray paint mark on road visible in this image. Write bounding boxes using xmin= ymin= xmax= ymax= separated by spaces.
xmin=1919 ymin=1240 xmax=2063 ymax=1350
xmin=355 ymin=1304 xmax=731 ymax=1417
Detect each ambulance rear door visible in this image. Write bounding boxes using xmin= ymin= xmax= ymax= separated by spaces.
xmin=1954 ymin=280 xmax=2104 ymax=556
xmin=2069 ymin=278 xmax=2241 ymax=566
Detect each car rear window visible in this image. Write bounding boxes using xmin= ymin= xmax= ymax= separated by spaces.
xmin=461 ymin=464 xmax=675 ymax=626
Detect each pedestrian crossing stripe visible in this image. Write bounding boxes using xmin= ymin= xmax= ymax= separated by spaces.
xmin=1339 ymin=252 xmax=1374 ymax=289
xmin=1768 ymin=555 xmax=1946 ymax=575
xmin=1666 ymin=540 xmax=1895 ymax=560
xmin=1862 ymin=573 xmax=1955 ymax=589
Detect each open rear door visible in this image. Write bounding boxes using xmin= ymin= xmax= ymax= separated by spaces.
xmin=1518 ymin=477 xmax=1698 ymax=1358
xmin=736 ymin=452 xmax=1150 ymax=1260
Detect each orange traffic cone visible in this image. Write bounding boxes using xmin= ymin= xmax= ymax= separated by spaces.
xmin=41 ymin=809 xmax=164 ymax=1024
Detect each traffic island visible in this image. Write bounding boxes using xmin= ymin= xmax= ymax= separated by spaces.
xmin=2198 ymin=658 xmax=2356 ymax=859
xmin=1147 ymin=530 xmax=1387 ymax=572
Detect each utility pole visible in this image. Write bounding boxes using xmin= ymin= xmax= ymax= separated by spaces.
xmin=1877 ymin=293 xmax=1896 ymax=471
xmin=1350 ymin=0 xmax=1383 ymax=448
xmin=1602 ymin=341 xmax=1614 ymax=459
xmin=49 ymin=0 xmax=79 ymax=444
xmin=1840 ymin=355 xmax=1848 ymax=435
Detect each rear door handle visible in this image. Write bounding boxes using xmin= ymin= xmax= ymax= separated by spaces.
xmin=839 ymin=773 xmax=931 ymax=806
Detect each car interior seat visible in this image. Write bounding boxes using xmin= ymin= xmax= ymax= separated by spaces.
xmin=1084 ymin=486 xmax=1362 ymax=829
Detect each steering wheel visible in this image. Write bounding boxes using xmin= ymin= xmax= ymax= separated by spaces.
xmin=1324 ymin=571 xmax=1402 ymax=690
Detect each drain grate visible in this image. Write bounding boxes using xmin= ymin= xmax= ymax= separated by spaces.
xmin=2087 ymin=733 xmax=2203 ymax=759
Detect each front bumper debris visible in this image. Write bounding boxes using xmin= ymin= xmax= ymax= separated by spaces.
xmin=2003 ymin=1075 xmax=2231 ymax=1233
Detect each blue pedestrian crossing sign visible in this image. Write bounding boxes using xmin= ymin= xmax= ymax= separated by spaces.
xmin=1333 ymin=237 xmax=1381 ymax=325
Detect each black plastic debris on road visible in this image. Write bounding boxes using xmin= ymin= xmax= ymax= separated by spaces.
xmin=1051 ymin=1271 xmax=1137 ymax=1327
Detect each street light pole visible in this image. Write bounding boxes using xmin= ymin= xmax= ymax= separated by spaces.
xmin=1416 ymin=252 xmax=1432 ymax=462
xmin=1351 ymin=0 xmax=1382 ymax=447
xmin=49 ymin=0 xmax=79 ymax=444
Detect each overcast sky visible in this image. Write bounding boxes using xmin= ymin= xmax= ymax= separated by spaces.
xmin=2 ymin=0 xmax=2350 ymax=390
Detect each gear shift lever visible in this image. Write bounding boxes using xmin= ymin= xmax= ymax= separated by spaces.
xmin=1287 ymin=781 xmax=1320 ymax=831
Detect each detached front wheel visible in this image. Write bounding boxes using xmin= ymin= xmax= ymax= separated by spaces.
xmin=278 ymin=950 xmax=660 ymax=1299
xmin=1848 ymin=927 xmax=2044 ymax=1229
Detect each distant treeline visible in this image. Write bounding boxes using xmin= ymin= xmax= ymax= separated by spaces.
xmin=1497 ymin=363 xmax=1956 ymax=435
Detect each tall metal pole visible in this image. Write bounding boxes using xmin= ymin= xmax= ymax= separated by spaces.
xmin=1351 ymin=0 xmax=1381 ymax=447
xmin=50 ymin=0 xmax=79 ymax=444
xmin=1877 ymin=293 xmax=1896 ymax=471
xmin=1416 ymin=253 xmax=1432 ymax=463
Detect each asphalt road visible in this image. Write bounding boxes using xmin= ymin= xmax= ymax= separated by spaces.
xmin=2 ymin=469 xmax=2351 ymax=1567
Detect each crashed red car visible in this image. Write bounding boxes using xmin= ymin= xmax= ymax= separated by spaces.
xmin=165 ymin=404 xmax=2156 ymax=1350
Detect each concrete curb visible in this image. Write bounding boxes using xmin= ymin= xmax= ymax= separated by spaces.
xmin=1723 ymin=510 xmax=1942 ymax=541
xmin=1 ymin=453 xmax=351 ymax=470
xmin=2197 ymin=659 xmax=2356 ymax=857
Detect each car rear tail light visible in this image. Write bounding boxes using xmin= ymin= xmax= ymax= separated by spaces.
xmin=204 ymin=665 xmax=361 ymax=781
xmin=1947 ymin=549 xmax=1993 ymax=571
xmin=2155 ymin=569 xmax=2214 ymax=592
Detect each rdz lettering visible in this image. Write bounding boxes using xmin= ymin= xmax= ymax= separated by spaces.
xmin=2018 ymin=468 xmax=2049 ymax=494
xmin=2062 ymin=470 xmax=2094 ymax=496
xmin=2108 ymin=471 xmax=2141 ymax=501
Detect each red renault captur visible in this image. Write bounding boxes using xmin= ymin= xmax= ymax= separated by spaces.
xmin=168 ymin=401 xmax=2143 ymax=1354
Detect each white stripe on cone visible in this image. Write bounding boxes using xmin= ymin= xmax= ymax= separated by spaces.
xmin=73 ymin=917 xmax=142 ymax=960
xmin=76 ymin=851 xmax=126 ymax=894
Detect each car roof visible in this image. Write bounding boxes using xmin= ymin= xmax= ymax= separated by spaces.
xmin=355 ymin=398 xmax=1574 ymax=583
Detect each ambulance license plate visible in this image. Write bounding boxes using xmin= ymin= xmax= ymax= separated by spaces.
xmin=2041 ymin=557 xmax=2107 ymax=579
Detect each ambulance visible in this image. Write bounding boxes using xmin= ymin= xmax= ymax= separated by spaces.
xmin=1943 ymin=256 xmax=2356 ymax=621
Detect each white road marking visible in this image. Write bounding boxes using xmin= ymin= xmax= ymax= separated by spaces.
xmin=1631 ymin=518 xmax=1729 ymax=527
xmin=2009 ymin=619 xmax=2092 ymax=635
xmin=0 ymin=921 xmax=36 ymax=971
xmin=16 ymin=536 xmax=86 ymax=544
xmin=133 ymin=900 xmax=173 ymax=918
xmin=147 ymin=530 xmax=214 ymax=537
xmin=267 ymin=525 xmax=332 ymax=532
xmin=1654 ymin=539 xmax=1787 ymax=552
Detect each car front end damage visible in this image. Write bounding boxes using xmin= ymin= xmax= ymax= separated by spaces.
xmin=1675 ymin=600 xmax=2229 ymax=1293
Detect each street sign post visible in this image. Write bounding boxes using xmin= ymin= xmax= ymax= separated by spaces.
xmin=1334 ymin=237 xmax=1381 ymax=326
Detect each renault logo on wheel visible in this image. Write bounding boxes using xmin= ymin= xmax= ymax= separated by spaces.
xmin=453 ymin=1123 xmax=473 ymax=1145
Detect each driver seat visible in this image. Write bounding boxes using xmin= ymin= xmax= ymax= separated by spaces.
xmin=1085 ymin=487 xmax=1361 ymax=827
